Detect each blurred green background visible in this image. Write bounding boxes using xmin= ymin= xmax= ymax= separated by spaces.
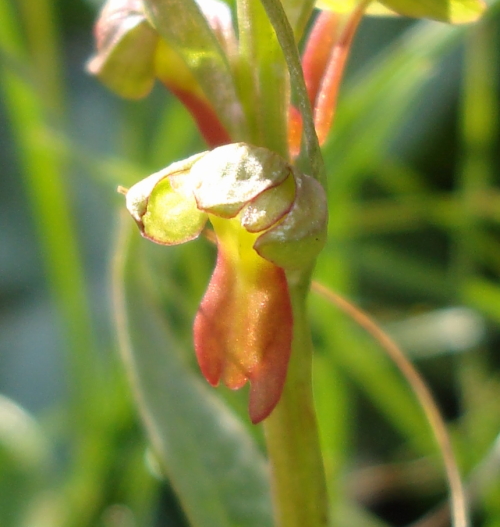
xmin=1 ymin=0 xmax=500 ymax=526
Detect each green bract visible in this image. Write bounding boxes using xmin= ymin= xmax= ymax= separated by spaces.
xmin=125 ymin=143 xmax=328 ymax=270
xmin=317 ymin=0 xmax=486 ymax=24
xmin=126 ymin=152 xmax=207 ymax=243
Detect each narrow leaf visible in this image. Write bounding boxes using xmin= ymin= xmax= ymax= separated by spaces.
xmin=113 ymin=219 xmax=273 ymax=527
xmin=380 ymin=0 xmax=486 ymax=23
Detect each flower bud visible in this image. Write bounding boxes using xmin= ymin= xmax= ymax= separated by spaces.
xmin=88 ymin=0 xmax=232 ymax=146
xmin=87 ymin=0 xmax=159 ymax=99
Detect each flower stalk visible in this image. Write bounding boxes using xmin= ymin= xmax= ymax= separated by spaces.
xmin=263 ymin=268 xmax=329 ymax=527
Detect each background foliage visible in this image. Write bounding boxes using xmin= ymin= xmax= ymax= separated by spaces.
xmin=1 ymin=0 xmax=500 ymax=526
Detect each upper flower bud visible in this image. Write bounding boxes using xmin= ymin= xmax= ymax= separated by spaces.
xmin=87 ymin=0 xmax=159 ymax=99
xmin=88 ymin=0 xmax=235 ymax=146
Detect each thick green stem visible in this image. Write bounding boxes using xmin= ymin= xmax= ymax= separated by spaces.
xmin=259 ymin=0 xmax=326 ymax=187
xmin=236 ymin=0 xmax=289 ymax=156
xmin=263 ymin=269 xmax=329 ymax=527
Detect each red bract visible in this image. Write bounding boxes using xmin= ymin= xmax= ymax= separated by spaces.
xmin=288 ymin=7 xmax=364 ymax=156
xmin=165 ymin=87 xmax=232 ymax=147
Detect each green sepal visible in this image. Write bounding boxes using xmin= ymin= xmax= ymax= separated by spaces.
xmin=254 ymin=170 xmax=327 ymax=270
xmin=240 ymin=173 xmax=296 ymax=233
xmin=125 ymin=152 xmax=208 ymax=244
xmin=142 ymin=177 xmax=208 ymax=245
xmin=87 ymin=0 xmax=159 ymax=99
xmin=191 ymin=143 xmax=292 ymax=218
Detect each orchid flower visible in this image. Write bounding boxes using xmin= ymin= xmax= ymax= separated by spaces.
xmin=88 ymin=0 xmax=486 ymax=156
xmin=124 ymin=143 xmax=327 ymax=423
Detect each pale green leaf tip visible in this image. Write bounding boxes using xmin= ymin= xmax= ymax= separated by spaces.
xmin=317 ymin=0 xmax=487 ymax=24
xmin=380 ymin=0 xmax=487 ymax=24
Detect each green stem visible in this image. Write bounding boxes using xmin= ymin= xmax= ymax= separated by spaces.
xmin=236 ymin=0 xmax=289 ymax=156
xmin=256 ymin=3 xmax=329 ymax=524
xmin=263 ymin=269 xmax=329 ymax=527
xmin=258 ymin=0 xmax=326 ymax=187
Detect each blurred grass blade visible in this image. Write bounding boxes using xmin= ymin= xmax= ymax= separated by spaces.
xmin=325 ymin=20 xmax=469 ymax=193
xmin=0 ymin=395 xmax=52 ymax=527
xmin=16 ymin=0 xmax=65 ymax=116
xmin=453 ymin=16 xmax=498 ymax=282
xmin=0 ymin=395 xmax=50 ymax=473
xmin=461 ymin=278 xmax=500 ymax=323
xmin=333 ymin=501 xmax=391 ymax=527
xmin=0 ymin=0 xmax=96 ymax=411
xmin=112 ymin=217 xmax=273 ymax=527
xmin=310 ymin=288 xmax=436 ymax=455
xmin=313 ymin=354 xmax=350 ymax=499
xmin=313 ymin=283 xmax=469 ymax=527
